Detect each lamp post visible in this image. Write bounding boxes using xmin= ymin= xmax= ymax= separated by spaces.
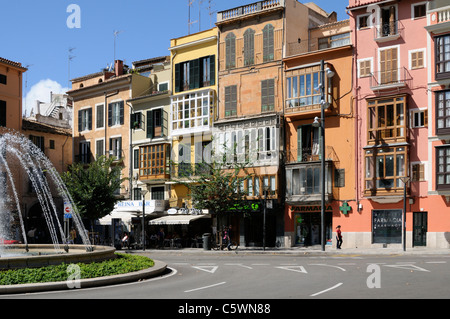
xmin=312 ymin=60 xmax=334 ymax=251
xmin=140 ymin=189 xmax=148 ymax=251
xmin=400 ymin=176 xmax=410 ymax=252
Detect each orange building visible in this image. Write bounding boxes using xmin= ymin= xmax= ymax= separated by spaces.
xmin=68 ymin=60 xmax=152 ymax=200
xmin=283 ymin=20 xmax=354 ymax=247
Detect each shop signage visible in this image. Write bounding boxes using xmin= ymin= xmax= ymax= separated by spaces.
xmin=291 ymin=205 xmax=333 ymax=212
xmin=114 ymin=200 xmax=167 ymax=212
xmin=339 ymin=201 xmax=352 ymax=215
xmin=228 ymin=202 xmax=260 ymax=212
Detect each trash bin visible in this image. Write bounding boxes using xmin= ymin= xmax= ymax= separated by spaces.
xmin=203 ymin=233 xmax=211 ymax=250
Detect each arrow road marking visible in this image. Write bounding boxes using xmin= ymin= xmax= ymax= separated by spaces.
xmin=192 ymin=266 xmax=219 ymax=274
xmin=384 ymin=264 xmax=430 ymax=272
xmin=276 ymin=266 xmax=308 ymax=274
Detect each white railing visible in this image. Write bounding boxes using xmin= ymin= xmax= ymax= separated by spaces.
xmin=217 ymin=0 xmax=284 ymax=23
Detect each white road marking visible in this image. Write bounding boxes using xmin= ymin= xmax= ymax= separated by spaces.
xmin=309 ymin=264 xmax=346 ymax=272
xmin=276 ymin=266 xmax=307 ymax=273
xmin=310 ymin=283 xmax=343 ymax=297
xmin=184 ymin=281 xmax=226 ymax=293
xmin=224 ymin=263 xmax=253 ymax=269
xmin=384 ymin=264 xmax=430 ymax=272
xmin=192 ymin=265 xmax=218 ymax=273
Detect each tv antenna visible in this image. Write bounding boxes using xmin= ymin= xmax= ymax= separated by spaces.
xmin=68 ymin=47 xmax=76 ymax=88
xmin=188 ymin=0 xmax=198 ymax=34
xmin=206 ymin=0 xmax=216 ymax=28
xmin=114 ymin=30 xmax=124 ymax=64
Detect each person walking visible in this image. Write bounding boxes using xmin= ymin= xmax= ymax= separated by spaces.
xmin=336 ymin=225 xmax=343 ymax=249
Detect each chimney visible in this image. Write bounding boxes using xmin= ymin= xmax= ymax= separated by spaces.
xmin=115 ymin=60 xmax=124 ymax=77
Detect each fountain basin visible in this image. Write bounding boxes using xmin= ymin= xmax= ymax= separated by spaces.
xmin=0 ymin=245 xmax=116 ymax=269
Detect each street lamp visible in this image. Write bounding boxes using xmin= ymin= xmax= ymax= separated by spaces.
xmin=140 ymin=189 xmax=148 ymax=251
xmin=312 ymin=60 xmax=334 ymax=251
xmin=400 ymin=176 xmax=410 ymax=252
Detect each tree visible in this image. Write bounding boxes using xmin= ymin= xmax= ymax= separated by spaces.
xmin=61 ymin=155 xmax=127 ymax=229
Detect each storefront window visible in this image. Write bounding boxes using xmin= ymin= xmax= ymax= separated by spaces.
xmin=372 ymin=210 xmax=402 ymax=244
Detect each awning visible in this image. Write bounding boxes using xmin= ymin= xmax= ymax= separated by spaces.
xmin=148 ymin=214 xmax=210 ymax=225
xmin=97 ymin=211 xmax=138 ymax=226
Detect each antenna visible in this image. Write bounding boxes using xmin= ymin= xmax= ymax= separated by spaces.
xmin=24 ymin=64 xmax=33 ymax=116
xmin=199 ymin=0 xmax=204 ymax=32
xmin=207 ymin=0 xmax=216 ymax=28
xmin=113 ymin=30 xmax=124 ymax=63
xmin=68 ymin=47 xmax=76 ymax=89
xmin=188 ymin=0 xmax=197 ymax=34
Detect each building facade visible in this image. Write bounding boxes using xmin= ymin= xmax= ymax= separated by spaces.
xmin=347 ymin=0 xmax=450 ymax=249
xmin=214 ymin=0 xmax=335 ymax=247
xmin=283 ymin=19 xmax=354 ymax=247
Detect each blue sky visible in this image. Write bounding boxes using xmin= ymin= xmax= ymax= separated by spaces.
xmin=0 ymin=0 xmax=349 ymax=115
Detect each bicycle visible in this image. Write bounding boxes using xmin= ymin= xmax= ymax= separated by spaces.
xmin=210 ymin=237 xmax=238 ymax=251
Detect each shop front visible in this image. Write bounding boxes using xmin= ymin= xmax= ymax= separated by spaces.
xmin=290 ymin=205 xmax=333 ymax=246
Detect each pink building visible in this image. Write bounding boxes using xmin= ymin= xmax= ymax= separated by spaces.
xmin=346 ymin=0 xmax=450 ymax=249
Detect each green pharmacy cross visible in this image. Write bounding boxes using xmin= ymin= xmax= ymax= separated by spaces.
xmin=339 ymin=201 xmax=352 ymax=215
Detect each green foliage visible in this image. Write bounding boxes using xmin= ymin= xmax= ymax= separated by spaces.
xmin=61 ymin=155 xmax=127 ymax=223
xmin=0 ymin=254 xmax=154 ymax=285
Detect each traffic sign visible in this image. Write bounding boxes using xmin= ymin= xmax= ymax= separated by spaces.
xmin=64 ymin=202 xmax=73 ymax=219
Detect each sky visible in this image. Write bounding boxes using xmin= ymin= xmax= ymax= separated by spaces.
xmin=0 ymin=0 xmax=349 ymax=116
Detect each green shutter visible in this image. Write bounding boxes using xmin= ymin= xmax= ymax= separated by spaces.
xmin=147 ymin=110 xmax=153 ymax=139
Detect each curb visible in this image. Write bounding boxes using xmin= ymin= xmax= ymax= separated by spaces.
xmin=0 ymin=259 xmax=167 ymax=295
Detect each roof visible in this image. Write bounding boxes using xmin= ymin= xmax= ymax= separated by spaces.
xmin=347 ymin=0 xmax=393 ymax=10
xmin=0 ymin=57 xmax=28 ymax=71
xmin=22 ymin=118 xmax=71 ymax=136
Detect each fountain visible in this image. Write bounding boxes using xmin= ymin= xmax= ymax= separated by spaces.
xmin=0 ymin=131 xmax=115 ymax=269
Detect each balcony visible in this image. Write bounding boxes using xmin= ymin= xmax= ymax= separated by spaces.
xmin=370 ymin=67 xmax=411 ymax=91
xmin=285 ymin=146 xmax=338 ymax=164
xmin=216 ymin=0 xmax=284 ymax=24
xmin=374 ymin=20 xmax=404 ymax=43
xmin=426 ymin=5 xmax=450 ymax=33
xmin=285 ymin=160 xmax=333 ymax=204
xmin=170 ymin=162 xmax=212 ymax=180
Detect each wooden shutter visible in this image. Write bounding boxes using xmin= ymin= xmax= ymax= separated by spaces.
xmin=380 ymin=47 xmax=398 ymax=84
xmin=119 ymin=101 xmax=124 ymax=125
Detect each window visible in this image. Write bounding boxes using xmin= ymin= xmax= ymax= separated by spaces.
xmin=78 ymin=108 xmax=92 ymax=132
xmin=379 ymin=5 xmax=397 ymax=37
xmin=171 ymin=90 xmax=213 ymax=132
xmin=151 ymin=187 xmax=165 ymax=200
xmin=359 ymin=59 xmax=372 ymax=78
xmin=174 ymin=55 xmax=215 ymax=93
xmin=412 ymin=3 xmax=426 ymax=19
xmin=139 ymin=144 xmax=169 ymax=179
xmin=225 ymin=33 xmax=236 ymax=69
xmin=79 ymin=141 xmax=91 ymax=164
xmin=367 ymin=96 xmax=406 ymax=143
xmin=108 ymin=101 xmax=124 ymax=127
xmin=158 ymin=82 xmax=169 ymax=92
xmin=133 ymin=188 xmax=142 ymax=200
xmin=380 ymin=47 xmax=399 ymax=84
xmin=297 ymin=125 xmax=320 ymax=162
xmin=0 ymin=100 xmax=5 ymax=127
xmin=225 ymin=85 xmax=237 ymax=117
xmin=263 ymin=24 xmax=274 ymax=62
xmin=131 ymin=112 xmax=145 ymax=130
xmin=318 ymin=32 xmax=350 ymax=50
xmin=29 ymin=135 xmax=44 ymax=152
xmin=147 ymin=109 xmax=166 ymax=138
xmin=410 ymin=50 xmax=424 ymax=69
xmin=335 ymin=168 xmax=345 ymax=188
xmin=0 ymin=74 xmax=6 ymax=85
xmin=436 ymin=146 xmax=450 ymax=190
xmin=261 ymin=79 xmax=275 ymax=112
xmin=411 ymin=109 xmax=427 ymax=128
xmin=357 ymin=14 xmax=370 ymax=29
xmin=372 ymin=210 xmax=402 ymax=244
xmin=436 ymin=35 xmax=450 ymax=79
xmin=436 ymin=90 xmax=450 ymax=134
xmin=412 ymin=163 xmax=425 ymax=182
xmin=49 ymin=140 xmax=55 ymax=150
xmin=96 ymin=139 xmax=104 ymax=158
xmin=246 ymin=175 xmax=277 ymax=198
xmin=286 ymin=66 xmax=321 ymax=108
xmin=244 ymin=28 xmax=255 ymax=66
xmin=109 ymin=137 xmax=122 ymax=159
xmin=96 ymin=104 xmax=104 ymax=129
xmin=365 ymin=146 xmax=407 ymax=192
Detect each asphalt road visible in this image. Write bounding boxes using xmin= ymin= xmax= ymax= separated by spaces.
xmin=2 ymin=251 xmax=450 ymax=301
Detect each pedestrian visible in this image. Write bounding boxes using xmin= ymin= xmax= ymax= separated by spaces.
xmin=27 ymin=227 xmax=37 ymax=244
xmin=226 ymin=225 xmax=232 ymax=250
xmin=69 ymin=227 xmax=77 ymax=244
xmin=336 ymin=225 xmax=343 ymax=249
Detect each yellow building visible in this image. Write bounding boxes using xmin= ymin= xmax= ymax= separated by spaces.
xmin=168 ymin=28 xmax=218 ymax=210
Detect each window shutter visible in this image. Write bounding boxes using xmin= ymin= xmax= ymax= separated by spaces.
xmin=88 ymin=108 xmax=92 ymax=130
xmin=174 ymin=63 xmax=181 ymax=93
xmin=209 ymin=55 xmax=215 ymax=86
xmin=147 ymin=110 xmax=153 ymax=139
xmin=108 ymin=103 xmax=112 ymax=127
xmin=78 ymin=110 xmax=82 ymax=131
xmin=119 ymin=101 xmax=124 ymax=125
xmin=0 ymin=100 xmax=6 ymax=127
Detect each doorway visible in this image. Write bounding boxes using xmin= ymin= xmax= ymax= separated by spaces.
xmin=413 ymin=212 xmax=427 ymax=246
